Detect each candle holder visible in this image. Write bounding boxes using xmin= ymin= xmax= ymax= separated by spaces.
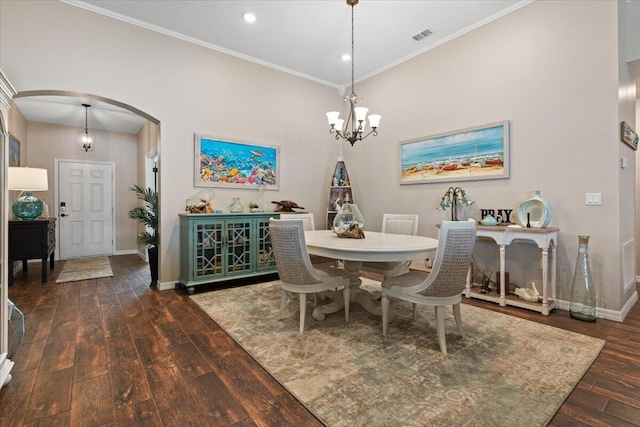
xmin=436 ymin=187 xmax=475 ymax=221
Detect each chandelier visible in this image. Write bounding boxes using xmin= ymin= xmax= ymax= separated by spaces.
xmin=78 ymin=103 xmax=95 ymax=152
xmin=326 ymin=0 xmax=381 ymax=147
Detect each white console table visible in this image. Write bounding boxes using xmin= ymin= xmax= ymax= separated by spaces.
xmin=466 ymin=225 xmax=559 ymax=315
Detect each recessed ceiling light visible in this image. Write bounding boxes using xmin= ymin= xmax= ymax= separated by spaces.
xmin=341 ymin=54 xmax=351 ymax=61
xmin=242 ymin=12 xmax=256 ymax=23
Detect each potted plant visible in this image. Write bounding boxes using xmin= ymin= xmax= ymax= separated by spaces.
xmin=128 ymin=184 xmax=159 ymax=285
xmin=248 ymin=202 xmax=260 ymax=213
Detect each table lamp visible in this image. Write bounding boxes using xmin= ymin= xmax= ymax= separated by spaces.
xmin=8 ymin=167 xmax=49 ymax=220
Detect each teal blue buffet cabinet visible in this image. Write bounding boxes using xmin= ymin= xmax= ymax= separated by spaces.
xmin=178 ymin=212 xmax=280 ymax=294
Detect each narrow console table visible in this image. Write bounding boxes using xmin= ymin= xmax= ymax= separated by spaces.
xmin=8 ymin=218 xmax=56 ymax=286
xmin=466 ymin=224 xmax=558 ymax=315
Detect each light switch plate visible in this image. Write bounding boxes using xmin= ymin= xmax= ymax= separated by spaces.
xmin=586 ymin=193 xmax=601 ymax=205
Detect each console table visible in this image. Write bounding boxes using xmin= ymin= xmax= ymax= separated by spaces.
xmin=466 ymin=224 xmax=558 ymax=315
xmin=8 ymin=218 xmax=56 ymax=286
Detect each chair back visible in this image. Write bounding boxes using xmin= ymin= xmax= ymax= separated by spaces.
xmin=279 ymin=213 xmax=315 ymax=231
xmin=421 ymin=220 xmax=476 ymax=297
xmin=269 ymin=218 xmax=321 ymax=285
xmin=382 ymin=214 xmax=419 ymax=236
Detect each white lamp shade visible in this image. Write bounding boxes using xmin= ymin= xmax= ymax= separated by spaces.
xmin=354 ymin=107 xmax=368 ymax=122
xmin=8 ymin=167 xmax=49 ymax=191
xmin=326 ymin=111 xmax=340 ymax=125
xmin=368 ymin=114 xmax=381 ymax=128
xmin=335 ymin=119 xmax=344 ymax=132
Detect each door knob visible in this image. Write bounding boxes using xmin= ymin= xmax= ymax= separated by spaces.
xmin=60 ymin=213 xmax=68 ymax=217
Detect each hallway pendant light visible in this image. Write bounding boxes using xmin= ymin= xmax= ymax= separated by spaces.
xmin=78 ymin=103 xmax=95 ymax=152
xmin=326 ymin=0 xmax=381 ymax=147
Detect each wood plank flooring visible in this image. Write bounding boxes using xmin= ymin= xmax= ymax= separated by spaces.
xmin=1 ymin=254 xmax=640 ymax=426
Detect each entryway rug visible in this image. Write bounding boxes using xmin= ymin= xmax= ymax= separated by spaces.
xmin=191 ymin=279 xmax=605 ymax=427
xmin=55 ymin=256 xmax=113 ymax=283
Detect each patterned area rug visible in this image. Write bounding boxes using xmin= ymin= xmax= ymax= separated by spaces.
xmin=55 ymin=256 xmax=113 ymax=283
xmin=191 ymin=279 xmax=605 ymax=427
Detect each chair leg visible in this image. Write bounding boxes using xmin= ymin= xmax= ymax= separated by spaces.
xmin=279 ymin=289 xmax=287 ymax=320
xmin=453 ymin=303 xmax=465 ymax=339
xmin=299 ymin=293 xmax=307 ymax=334
xmin=344 ymin=285 xmax=350 ymax=323
xmin=381 ymin=294 xmax=390 ymax=336
xmin=412 ymin=303 xmax=417 ymax=320
xmin=435 ymin=306 xmax=447 ymax=356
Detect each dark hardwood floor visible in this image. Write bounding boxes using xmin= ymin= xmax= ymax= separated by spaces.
xmin=1 ymin=254 xmax=640 ymax=426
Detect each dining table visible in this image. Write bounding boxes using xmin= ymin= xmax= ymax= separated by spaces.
xmin=304 ymin=229 xmax=439 ymax=319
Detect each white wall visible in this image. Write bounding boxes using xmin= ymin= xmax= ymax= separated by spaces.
xmin=0 ymin=0 xmax=340 ymax=287
xmin=0 ymin=0 xmax=636 ymax=315
xmin=347 ymin=0 xmax=628 ymax=312
xmin=26 ymin=122 xmax=139 ymax=253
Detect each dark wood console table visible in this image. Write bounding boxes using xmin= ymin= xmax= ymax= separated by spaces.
xmin=8 ymin=218 xmax=56 ymax=286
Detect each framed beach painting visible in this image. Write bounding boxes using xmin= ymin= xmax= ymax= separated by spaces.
xmin=9 ymin=134 xmax=20 ymax=166
xmin=399 ymin=120 xmax=510 ymax=185
xmin=194 ymin=134 xmax=280 ymax=189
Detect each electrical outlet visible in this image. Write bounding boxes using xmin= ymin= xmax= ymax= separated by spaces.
xmin=586 ymin=193 xmax=601 ymax=205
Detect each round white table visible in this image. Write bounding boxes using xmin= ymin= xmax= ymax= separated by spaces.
xmin=305 ymin=230 xmax=438 ymax=318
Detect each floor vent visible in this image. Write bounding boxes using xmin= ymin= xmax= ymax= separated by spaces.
xmin=412 ymin=29 xmax=433 ymax=41
xmin=623 ymin=239 xmax=635 ymax=291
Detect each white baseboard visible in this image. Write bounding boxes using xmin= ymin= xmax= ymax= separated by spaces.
xmin=136 ymin=250 xmax=148 ymax=262
xmin=114 ymin=249 xmax=138 ymax=256
xmin=555 ymin=291 xmax=638 ymax=322
xmin=156 ymin=280 xmax=176 ymax=291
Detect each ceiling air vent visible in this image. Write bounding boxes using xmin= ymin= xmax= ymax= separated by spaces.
xmin=412 ymin=29 xmax=433 ymax=42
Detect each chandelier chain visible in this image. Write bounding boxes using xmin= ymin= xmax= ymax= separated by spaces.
xmin=351 ymin=2 xmax=355 ymax=95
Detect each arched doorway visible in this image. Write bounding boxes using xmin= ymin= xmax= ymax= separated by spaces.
xmin=10 ymin=90 xmax=160 ymax=275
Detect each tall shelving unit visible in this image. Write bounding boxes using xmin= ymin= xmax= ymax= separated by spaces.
xmin=326 ymin=155 xmax=354 ymax=230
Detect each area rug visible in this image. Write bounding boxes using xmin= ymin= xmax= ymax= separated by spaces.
xmin=55 ymin=256 xmax=113 ymax=283
xmin=191 ymin=279 xmax=605 ymax=427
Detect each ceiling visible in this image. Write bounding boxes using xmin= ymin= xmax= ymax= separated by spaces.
xmin=15 ymin=0 xmax=531 ymax=134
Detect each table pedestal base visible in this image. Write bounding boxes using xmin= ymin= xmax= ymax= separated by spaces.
xmin=312 ymin=261 xmax=384 ymax=321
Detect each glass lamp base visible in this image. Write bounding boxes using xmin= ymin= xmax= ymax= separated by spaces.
xmin=12 ymin=191 xmax=44 ymax=220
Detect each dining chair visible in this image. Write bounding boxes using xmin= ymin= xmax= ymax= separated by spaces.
xmin=360 ymin=214 xmax=420 ymax=279
xmin=269 ymin=218 xmax=350 ymax=334
xmin=279 ymin=212 xmax=335 ymax=267
xmin=380 ymin=220 xmax=476 ymax=355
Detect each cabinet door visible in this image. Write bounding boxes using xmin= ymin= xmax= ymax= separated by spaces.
xmin=193 ymin=219 xmax=225 ymax=279
xmin=255 ymin=217 xmax=276 ymax=271
xmin=225 ymin=219 xmax=252 ymax=276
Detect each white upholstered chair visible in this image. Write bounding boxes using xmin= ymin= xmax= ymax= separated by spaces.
xmin=360 ymin=214 xmax=420 ymax=279
xmin=269 ymin=218 xmax=350 ymax=334
xmin=279 ymin=212 xmax=335 ymax=266
xmin=278 ymin=212 xmax=316 ymax=231
xmin=381 ymin=220 xmax=476 ymax=355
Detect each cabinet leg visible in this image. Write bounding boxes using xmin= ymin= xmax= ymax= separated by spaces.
xmin=41 ymin=258 xmax=47 ymax=283
xmin=187 ymin=286 xmax=195 ymax=295
xmin=50 ymin=253 xmax=55 ymax=270
xmin=22 ymin=260 xmax=27 ymax=272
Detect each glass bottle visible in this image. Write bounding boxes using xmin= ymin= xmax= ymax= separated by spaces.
xmin=569 ymin=235 xmax=596 ymax=322
xmin=229 ymin=197 xmax=243 ymax=213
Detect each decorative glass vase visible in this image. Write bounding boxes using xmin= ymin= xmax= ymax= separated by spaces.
xmin=229 ymin=197 xmax=243 ymax=213
xmin=333 ymin=202 xmax=365 ymax=237
xmin=517 ymin=190 xmax=552 ymax=228
xmin=257 ymin=184 xmax=265 ymax=212
xmin=569 ymin=235 xmax=596 ymax=322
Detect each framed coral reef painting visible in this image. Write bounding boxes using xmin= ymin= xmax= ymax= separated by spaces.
xmin=9 ymin=134 xmax=20 ymax=166
xmin=399 ymin=121 xmax=509 ymax=184
xmin=194 ymin=134 xmax=280 ymax=189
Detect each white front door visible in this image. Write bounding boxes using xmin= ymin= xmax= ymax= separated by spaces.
xmin=57 ymin=160 xmax=114 ymax=259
